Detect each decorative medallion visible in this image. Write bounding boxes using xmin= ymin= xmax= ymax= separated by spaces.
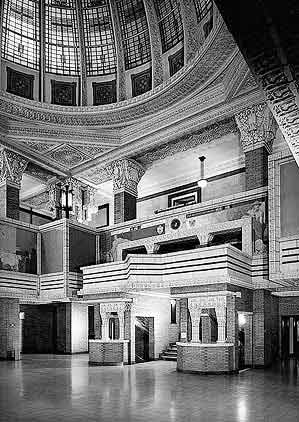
xmin=156 ymin=224 xmax=164 ymax=235
xmin=170 ymin=218 xmax=181 ymax=230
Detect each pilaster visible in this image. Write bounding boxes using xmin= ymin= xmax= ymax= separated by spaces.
xmin=143 ymin=0 xmax=163 ymax=87
xmin=179 ymin=0 xmax=200 ymax=62
xmin=235 ymin=103 xmax=277 ymax=190
xmin=110 ymin=0 xmax=127 ymax=101
xmin=109 ymin=159 xmax=145 ymax=224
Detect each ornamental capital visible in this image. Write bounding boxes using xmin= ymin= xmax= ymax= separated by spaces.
xmin=0 ymin=148 xmax=28 ymax=187
xmin=108 ymin=159 xmax=145 ymax=196
xmin=235 ymin=103 xmax=277 ymax=153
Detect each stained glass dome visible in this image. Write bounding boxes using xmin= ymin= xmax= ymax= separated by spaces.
xmin=0 ymin=0 xmax=214 ymax=105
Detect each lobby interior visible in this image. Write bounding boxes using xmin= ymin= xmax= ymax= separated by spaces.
xmin=1 ymin=0 xmax=299 ymax=420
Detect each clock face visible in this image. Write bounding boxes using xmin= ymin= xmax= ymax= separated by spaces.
xmin=171 ymin=218 xmax=181 ymax=230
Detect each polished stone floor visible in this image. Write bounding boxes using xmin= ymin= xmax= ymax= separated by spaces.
xmin=0 ymin=355 xmax=299 ymax=422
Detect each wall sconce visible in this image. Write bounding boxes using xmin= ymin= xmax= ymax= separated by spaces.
xmin=238 ymin=313 xmax=246 ymax=327
xmin=61 ymin=185 xmax=73 ymax=219
xmin=197 ymin=156 xmax=208 ymax=188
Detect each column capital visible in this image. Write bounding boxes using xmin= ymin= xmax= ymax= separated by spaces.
xmin=109 ymin=159 xmax=145 ymax=197
xmin=0 ymin=148 xmax=28 ymax=188
xmin=235 ymin=103 xmax=277 ymax=153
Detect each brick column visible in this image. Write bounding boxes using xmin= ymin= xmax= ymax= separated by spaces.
xmin=0 ymin=298 xmax=21 ymax=360
xmin=235 ymin=103 xmax=277 ymax=190
xmin=0 ymin=149 xmax=28 ymax=220
xmin=110 ymin=159 xmax=145 ymax=224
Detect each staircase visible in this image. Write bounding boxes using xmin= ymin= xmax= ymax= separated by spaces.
xmin=160 ymin=343 xmax=177 ymax=361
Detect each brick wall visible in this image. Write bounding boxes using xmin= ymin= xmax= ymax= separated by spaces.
xmin=253 ymin=290 xmax=279 ymax=367
xmin=21 ymin=304 xmax=55 ymax=353
xmin=0 ymin=298 xmax=20 ymax=360
xmin=21 ymin=303 xmax=72 ymax=354
xmin=201 ymin=314 xmax=212 ymax=343
xmin=0 ymin=184 xmax=20 ymax=220
xmin=177 ymin=344 xmax=236 ymax=373
xmin=245 ymin=147 xmax=268 ymax=190
xmin=89 ymin=341 xmax=125 ymax=364
xmin=114 ymin=191 xmax=136 ymax=224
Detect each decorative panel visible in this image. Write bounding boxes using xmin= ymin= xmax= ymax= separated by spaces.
xmin=169 ymin=48 xmax=184 ymax=76
xmin=131 ymin=68 xmax=152 ymax=97
xmin=92 ymin=80 xmax=117 ymax=105
xmin=51 ymin=80 xmax=76 ymax=106
xmin=7 ymin=67 xmax=34 ymax=100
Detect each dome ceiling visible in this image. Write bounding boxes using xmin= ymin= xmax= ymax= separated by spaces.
xmin=0 ymin=0 xmax=214 ymax=106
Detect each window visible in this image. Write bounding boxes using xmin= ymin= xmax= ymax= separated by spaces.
xmin=168 ymin=187 xmax=201 ymax=208
xmin=193 ymin=0 xmax=213 ymax=23
xmin=45 ymin=0 xmax=79 ymax=75
xmin=96 ymin=204 xmax=109 ymax=228
xmin=116 ymin=0 xmax=151 ymax=70
xmin=83 ymin=0 xmax=117 ymax=76
xmin=153 ymin=0 xmax=183 ymax=53
xmin=2 ymin=0 xmax=40 ymax=69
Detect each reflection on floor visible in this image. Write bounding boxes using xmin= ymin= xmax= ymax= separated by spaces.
xmin=0 ymin=355 xmax=299 ymax=422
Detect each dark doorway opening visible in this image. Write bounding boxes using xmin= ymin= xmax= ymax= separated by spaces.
xmin=209 ymin=229 xmax=242 ymax=251
xmin=88 ymin=306 xmax=95 ymax=340
xmin=281 ymin=316 xmax=299 ymax=359
xmin=122 ymin=246 xmax=147 ymax=260
xmin=156 ymin=236 xmax=200 ymax=254
xmin=135 ymin=316 xmax=154 ymax=363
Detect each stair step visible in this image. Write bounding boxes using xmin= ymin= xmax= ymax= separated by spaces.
xmin=164 ymin=351 xmax=177 ymax=355
xmin=161 ymin=355 xmax=177 ymax=361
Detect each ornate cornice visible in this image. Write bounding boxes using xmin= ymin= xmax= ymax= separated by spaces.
xmin=134 ymin=118 xmax=239 ymax=167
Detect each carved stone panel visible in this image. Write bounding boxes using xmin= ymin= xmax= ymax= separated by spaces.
xmin=131 ymin=68 xmax=152 ymax=97
xmin=169 ymin=48 xmax=184 ymax=77
xmin=7 ymin=67 xmax=34 ymax=100
xmin=93 ymin=80 xmax=117 ymax=105
xmin=51 ymin=80 xmax=77 ymax=106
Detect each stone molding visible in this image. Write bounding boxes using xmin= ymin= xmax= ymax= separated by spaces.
xmin=235 ymin=103 xmax=277 ymax=153
xmin=0 ymin=148 xmax=28 ymax=187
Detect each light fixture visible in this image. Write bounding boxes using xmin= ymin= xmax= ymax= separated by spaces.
xmin=238 ymin=313 xmax=246 ymax=327
xmin=197 ymin=156 xmax=208 ymax=188
xmin=60 ymin=184 xmax=73 ymax=219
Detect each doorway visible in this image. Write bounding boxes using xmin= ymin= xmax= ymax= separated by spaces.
xmin=281 ymin=316 xmax=299 ymax=358
xmin=135 ymin=317 xmax=154 ymax=363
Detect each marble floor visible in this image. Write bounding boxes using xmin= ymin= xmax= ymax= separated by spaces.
xmin=0 ymin=355 xmax=299 ymax=422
